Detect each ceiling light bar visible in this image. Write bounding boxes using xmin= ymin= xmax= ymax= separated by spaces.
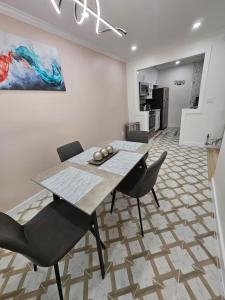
xmin=73 ymin=0 xmax=124 ymax=37
xmin=50 ymin=0 xmax=126 ymax=37
xmin=50 ymin=0 xmax=62 ymax=14
xmin=74 ymin=0 xmax=87 ymax=24
xmin=95 ymin=0 xmax=100 ymax=34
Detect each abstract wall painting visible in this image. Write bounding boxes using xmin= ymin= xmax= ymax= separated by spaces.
xmin=0 ymin=32 xmax=66 ymax=91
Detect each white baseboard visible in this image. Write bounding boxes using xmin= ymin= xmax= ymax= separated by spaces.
xmin=179 ymin=140 xmax=205 ymax=147
xmin=211 ymin=178 xmax=225 ymax=293
xmin=7 ymin=190 xmax=48 ymax=216
xmin=179 ymin=140 xmax=221 ymax=149
xmin=168 ymin=124 xmax=180 ymax=128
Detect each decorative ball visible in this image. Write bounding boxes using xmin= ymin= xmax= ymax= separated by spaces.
xmin=93 ymin=151 xmax=103 ymax=161
xmin=106 ymin=145 xmax=114 ymax=154
xmin=100 ymin=148 xmax=109 ymax=157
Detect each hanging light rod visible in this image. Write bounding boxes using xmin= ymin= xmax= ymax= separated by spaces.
xmin=73 ymin=0 xmax=124 ymax=37
xmin=50 ymin=0 xmax=127 ymax=38
xmin=50 ymin=0 xmax=62 ymax=15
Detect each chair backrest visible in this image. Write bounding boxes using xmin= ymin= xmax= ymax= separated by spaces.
xmin=132 ymin=151 xmax=167 ymax=198
xmin=0 ymin=213 xmax=28 ymax=255
xmin=57 ymin=141 xmax=84 ymax=162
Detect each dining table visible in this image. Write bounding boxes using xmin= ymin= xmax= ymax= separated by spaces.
xmin=32 ymin=139 xmax=150 ymax=277
xmin=32 ymin=140 xmax=150 ymax=216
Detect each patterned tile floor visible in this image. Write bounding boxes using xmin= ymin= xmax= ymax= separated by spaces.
xmin=0 ymin=128 xmax=224 ymax=299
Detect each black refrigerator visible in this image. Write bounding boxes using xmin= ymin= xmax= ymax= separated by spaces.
xmin=150 ymin=88 xmax=169 ymax=130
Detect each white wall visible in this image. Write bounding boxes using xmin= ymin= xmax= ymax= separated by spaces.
xmin=127 ymin=32 xmax=225 ymax=146
xmin=158 ymin=64 xmax=194 ymax=127
xmin=212 ymin=130 xmax=225 ymax=285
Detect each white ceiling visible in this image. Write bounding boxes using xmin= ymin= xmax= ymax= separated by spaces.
xmin=1 ymin=0 xmax=225 ymax=61
xmin=153 ymin=53 xmax=205 ymax=71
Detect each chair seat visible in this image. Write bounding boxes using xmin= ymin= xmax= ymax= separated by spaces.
xmin=117 ymin=166 xmax=146 ymax=198
xmin=23 ymin=200 xmax=92 ymax=267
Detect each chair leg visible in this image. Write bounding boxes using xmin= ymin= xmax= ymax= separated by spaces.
xmin=33 ymin=264 xmax=37 ymax=272
xmin=92 ymin=211 xmax=105 ymax=279
xmin=137 ymin=198 xmax=144 ymax=237
xmin=152 ymin=188 xmax=160 ymax=207
xmin=90 ymin=226 xmax=106 ymax=250
xmin=110 ymin=190 xmax=117 ymax=214
xmin=54 ymin=263 xmax=64 ymax=300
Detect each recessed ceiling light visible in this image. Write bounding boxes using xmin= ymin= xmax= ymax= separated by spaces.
xmin=176 ymin=60 xmax=180 ymax=65
xmin=131 ymin=45 xmax=137 ymax=51
xmin=192 ymin=21 xmax=202 ymax=30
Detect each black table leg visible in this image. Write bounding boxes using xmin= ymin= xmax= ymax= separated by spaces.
xmin=92 ymin=211 xmax=105 ymax=279
xmin=110 ymin=190 xmax=117 ymax=213
xmin=33 ymin=264 xmax=37 ymax=272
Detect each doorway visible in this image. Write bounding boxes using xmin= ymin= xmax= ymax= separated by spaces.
xmin=137 ymin=53 xmax=205 ymax=130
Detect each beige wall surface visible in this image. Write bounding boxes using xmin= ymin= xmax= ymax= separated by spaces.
xmin=0 ymin=14 xmax=128 ymax=212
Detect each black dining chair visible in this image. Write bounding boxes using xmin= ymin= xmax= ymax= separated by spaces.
xmin=139 ymin=152 xmax=148 ymax=169
xmin=0 ymin=199 xmax=105 ymax=300
xmin=110 ymin=151 xmax=167 ymax=236
xmin=57 ymin=141 xmax=84 ymax=162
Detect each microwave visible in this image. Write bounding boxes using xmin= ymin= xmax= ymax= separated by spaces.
xmin=139 ymin=82 xmax=149 ymax=97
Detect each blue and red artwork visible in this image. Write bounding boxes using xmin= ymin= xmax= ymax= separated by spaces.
xmin=0 ymin=32 xmax=66 ymax=91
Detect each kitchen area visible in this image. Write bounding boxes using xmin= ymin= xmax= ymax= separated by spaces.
xmin=136 ymin=67 xmax=169 ymax=138
xmin=135 ymin=54 xmax=204 ymax=138
xmin=140 ymin=81 xmax=169 ymax=133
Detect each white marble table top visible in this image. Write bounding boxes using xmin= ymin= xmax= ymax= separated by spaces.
xmin=110 ymin=140 xmax=143 ymax=151
xmin=41 ymin=167 xmax=103 ymax=205
xmin=99 ymin=151 xmax=143 ymax=176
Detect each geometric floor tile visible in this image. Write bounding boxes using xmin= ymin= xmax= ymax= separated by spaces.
xmin=0 ymin=128 xmax=224 ymax=299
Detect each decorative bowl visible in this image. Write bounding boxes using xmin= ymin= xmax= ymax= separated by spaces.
xmin=93 ymin=151 xmax=103 ymax=161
